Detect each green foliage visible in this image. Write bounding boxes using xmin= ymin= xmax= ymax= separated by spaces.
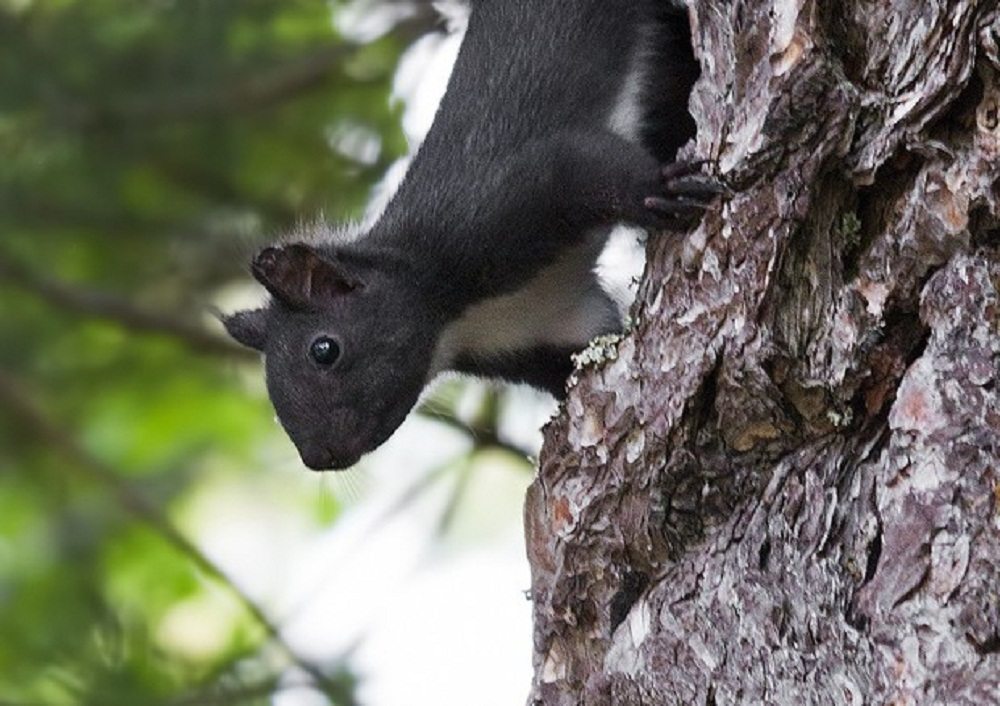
xmin=0 ymin=2 xmax=536 ymax=702
xmin=0 ymin=0 xmax=414 ymax=702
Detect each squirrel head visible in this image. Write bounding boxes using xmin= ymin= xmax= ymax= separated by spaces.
xmin=223 ymin=242 xmax=438 ymax=470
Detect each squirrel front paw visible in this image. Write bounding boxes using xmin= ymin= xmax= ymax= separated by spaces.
xmin=642 ymin=161 xmax=728 ymax=230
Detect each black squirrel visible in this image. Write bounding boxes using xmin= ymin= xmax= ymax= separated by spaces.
xmin=223 ymin=1 xmax=723 ymax=470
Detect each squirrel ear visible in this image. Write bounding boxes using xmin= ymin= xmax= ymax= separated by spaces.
xmin=251 ymin=244 xmax=358 ymax=308
xmin=222 ymin=308 xmax=268 ymax=351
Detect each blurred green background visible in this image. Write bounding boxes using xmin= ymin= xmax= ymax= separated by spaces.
xmin=0 ymin=2 xmax=538 ymax=704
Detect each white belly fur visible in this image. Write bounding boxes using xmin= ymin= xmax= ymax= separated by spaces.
xmin=430 ymin=229 xmax=620 ymax=375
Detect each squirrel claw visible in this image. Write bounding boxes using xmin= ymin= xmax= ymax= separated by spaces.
xmin=665 ymin=175 xmax=730 ymax=199
xmin=642 ymin=161 xmax=726 ymax=229
xmin=644 ymin=195 xmax=709 ymax=217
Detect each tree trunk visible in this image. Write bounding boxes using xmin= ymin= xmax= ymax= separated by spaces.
xmin=525 ymin=2 xmax=1000 ymax=704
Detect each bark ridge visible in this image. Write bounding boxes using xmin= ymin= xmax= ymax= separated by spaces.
xmin=526 ymin=2 xmax=1000 ymax=704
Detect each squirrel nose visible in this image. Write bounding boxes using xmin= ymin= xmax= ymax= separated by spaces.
xmin=297 ymin=442 xmax=360 ymax=471
xmin=299 ymin=444 xmax=333 ymax=471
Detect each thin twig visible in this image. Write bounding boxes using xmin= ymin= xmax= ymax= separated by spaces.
xmin=165 ymin=678 xmax=280 ymax=706
xmin=0 ymin=253 xmax=255 ymax=361
xmin=416 ymin=404 xmax=535 ymax=461
xmin=163 ymin=673 xmax=351 ymax=706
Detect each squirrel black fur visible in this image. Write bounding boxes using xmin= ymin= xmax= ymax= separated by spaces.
xmin=223 ymin=0 xmax=722 ymax=470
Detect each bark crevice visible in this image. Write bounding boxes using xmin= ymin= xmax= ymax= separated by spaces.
xmin=526 ymin=2 xmax=1000 ymax=704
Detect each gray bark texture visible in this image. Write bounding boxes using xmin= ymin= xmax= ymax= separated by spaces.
xmin=525 ymin=2 xmax=1000 ymax=704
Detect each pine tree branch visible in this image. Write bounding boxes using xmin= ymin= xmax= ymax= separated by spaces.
xmin=416 ymin=403 xmax=536 ymax=460
xmin=61 ymin=11 xmax=441 ymax=130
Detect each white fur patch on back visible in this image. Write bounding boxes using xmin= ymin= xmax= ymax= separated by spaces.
xmin=607 ymin=68 xmax=645 ymax=141
xmin=606 ymin=21 xmax=655 ymax=142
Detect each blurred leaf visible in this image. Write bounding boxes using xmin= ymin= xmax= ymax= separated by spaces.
xmin=0 ymin=0 xmax=417 ymax=702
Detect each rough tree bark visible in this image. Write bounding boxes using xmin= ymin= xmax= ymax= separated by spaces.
xmin=525 ymin=2 xmax=1000 ymax=704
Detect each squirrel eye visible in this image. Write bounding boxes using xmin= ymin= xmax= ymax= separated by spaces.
xmin=309 ymin=336 xmax=341 ymax=366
